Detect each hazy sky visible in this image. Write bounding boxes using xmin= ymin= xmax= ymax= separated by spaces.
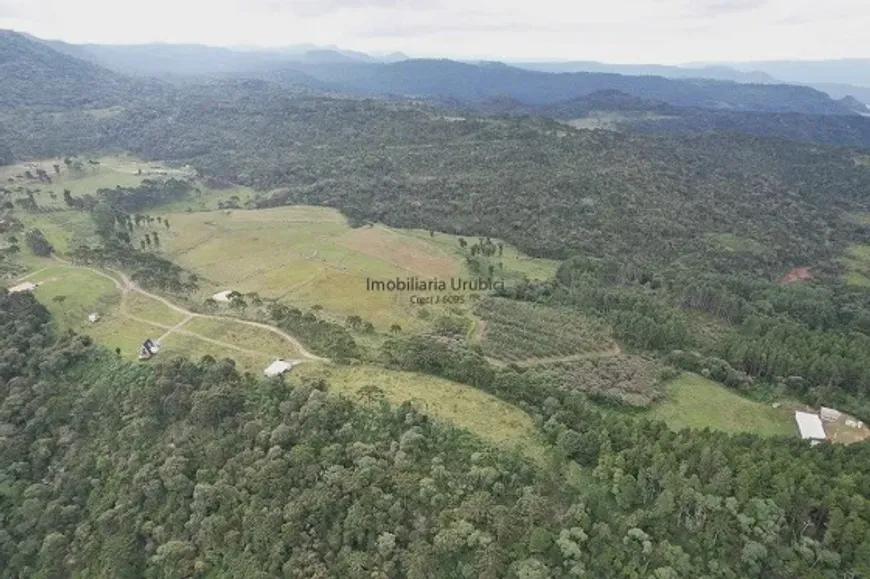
xmin=0 ymin=0 xmax=867 ymax=63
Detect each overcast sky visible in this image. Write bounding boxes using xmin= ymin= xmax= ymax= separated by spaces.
xmin=0 ymin=0 xmax=867 ymax=63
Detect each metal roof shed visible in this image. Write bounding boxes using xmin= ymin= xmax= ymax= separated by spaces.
xmin=264 ymin=359 xmax=295 ymax=378
xmin=795 ymin=412 xmax=827 ymax=444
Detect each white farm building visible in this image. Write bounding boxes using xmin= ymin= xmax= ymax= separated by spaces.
xmin=212 ymin=290 xmax=236 ymax=303
xmin=795 ymin=412 xmax=827 ymax=445
xmin=264 ymin=359 xmax=299 ymax=378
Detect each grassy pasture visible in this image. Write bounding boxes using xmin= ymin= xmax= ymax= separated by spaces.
xmin=21 ymin=266 xmax=120 ymax=329
xmin=320 ymin=365 xmax=547 ymax=459
xmin=647 ymin=373 xmax=796 ymax=437
xmin=3 ymin=264 xmax=299 ymax=366
xmin=844 ymin=244 xmax=870 ymax=287
xmin=125 ymin=292 xmax=187 ymax=327
xmin=13 ymin=211 xmax=97 ymax=254
xmin=150 ymin=184 xmax=259 ymax=213
xmin=162 ymin=207 xmax=473 ymax=332
xmin=474 ymin=297 xmax=616 ymax=362
xmin=0 ymin=155 xmax=190 ymax=212
xmin=14 ymin=265 xmax=166 ymax=359
xmin=400 ymin=226 xmax=559 ymax=282
xmin=183 ymin=317 xmax=303 ymax=360
xmin=158 ymin=331 xmax=273 ymax=373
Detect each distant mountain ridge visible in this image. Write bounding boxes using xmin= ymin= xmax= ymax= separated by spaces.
xmin=457 ymin=89 xmax=870 ymax=150
xmin=2 ymin=29 xmax=869 ymax=154
xmin=0 ymin=30 xmax=149 ymax=109
xmin=510 ymin=60 xmax=870 ymax=107
xmin=8 ymin=30 xmax=866 ymax=113
xmin=276 ymin=59 xmax=858 ymax=115
xmin=27 ymin=36 xmax=407 ymax=77
xmin=509 ymin=61 xmax=779 ymax=84
xmin=712 ymin=59 xmax=870 ymax=88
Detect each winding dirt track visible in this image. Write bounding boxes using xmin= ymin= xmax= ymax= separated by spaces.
xmin=49 ymin=255 xmax=329 ymax=363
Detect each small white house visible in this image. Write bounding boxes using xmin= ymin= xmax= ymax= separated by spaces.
xmin=264 ymin=359 xmax=298 ymax=378
xmin=212 ymin=290 xmax=236 ymax=303
xmin=88 ymin=313 xmax=101 ymax=323
xmin=138 ymin=339 xmax=161 ymax=360
xmin=820 ymin=407 xmax=842 ymax=422
xmin=795 ymin=412 xmax=827 ymax=445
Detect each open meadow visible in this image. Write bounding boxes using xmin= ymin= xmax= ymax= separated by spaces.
xmin=313 ymin=364 xmax=548 ymax=461
xmin=0 ymin=155 xmax=192 ymax=209
xmin=160 ymin=206 xmax=559 ymax=333
xmin=12 ymin=265 xmax=166 ymax=360
xmin=647 ymin=373 xmax=797 ymax=437
xmin=2 ymin=262 xmax=306 ymax=370
xmin=844 ymin=243 xmax=870 ymax=287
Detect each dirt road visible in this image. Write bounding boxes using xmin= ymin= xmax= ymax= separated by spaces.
xmin=48 ymin=256 xmax=329 ymax=363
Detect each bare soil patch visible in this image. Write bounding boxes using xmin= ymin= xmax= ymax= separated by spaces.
xmin=780 ymin=267 xmax=813 ymax=284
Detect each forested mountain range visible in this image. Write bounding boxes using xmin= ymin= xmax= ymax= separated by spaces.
xmin=29 ymin=33 xmax=407 ymax=77
xmin=4 ymin=29 xmax=863 ymax=116
xmin=510 ymin=61 xmax=870 ymax=106
xmin=715 ymin=59 xmax=870 ymax=89
xmin=275 ymin=59 xmax=860 ymax=115
xmin=2 ymin=38 xmax=870 ymax=276
xmin=455 ymin=90 xmax=870 ymax=150
xmin=0 ymin=31 xmax=175 ymax=110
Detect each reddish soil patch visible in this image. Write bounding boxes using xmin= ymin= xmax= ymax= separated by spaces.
xmin=780 ymin=267 xmax=813 ymax=285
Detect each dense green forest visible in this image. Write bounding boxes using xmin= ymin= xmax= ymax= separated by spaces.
xmin=3 ymin=292 xmax=870 ymax=577
xmin=462 ymin=90 xmax=870 ymax=150
xmin=8 ymin=86 xmax=870 ymax=274
xmin=0 ymin=31 xmax=164 ymax=110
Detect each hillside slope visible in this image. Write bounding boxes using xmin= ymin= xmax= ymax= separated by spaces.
xmin=0 ymin=30 xmax=140 ymax=109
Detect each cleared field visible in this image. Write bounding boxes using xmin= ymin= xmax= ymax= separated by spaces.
xmin=183 ymin=317 xmax=303 ymax=360
xmin=401 ymin=227 xmax=558 ymax=282
xmin=14 ymin=211 xmax=98 ymax=254
xmin=474 ymin=297 xmax=616 ymax=362
xmin=648 ymin=373 xmax=796 ymax=437
xmin=844 ymin=244 xmax=870 ymax=287
xmin=23 ymin=266 xmax=120 ymax=329
xmin=161 ymin=206 xmax=495 ymax=332
xmin=0 ymin=155 xmax=191 ymax=212
xmin=6 ymin=264 xmax=300 ymax=366
xmin=151 ymin=184 xmax=259 ymax=213
xmin=15 ymin=266 xmax=167 ymax=359
xmin=158 ymin=331 xmax=273 ymax=373
xmin=124 ymin=292 xmax=187 ymax=327
xmin=322 ymin=365 xmax=546 ymax=459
